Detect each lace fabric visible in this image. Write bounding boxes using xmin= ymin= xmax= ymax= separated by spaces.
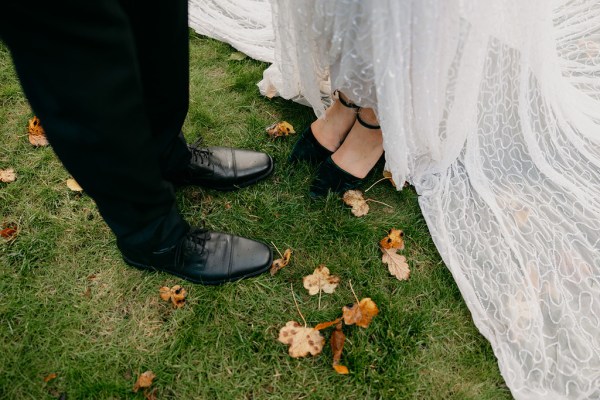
xmin=189 ymin=1 xmax=600 ymax=398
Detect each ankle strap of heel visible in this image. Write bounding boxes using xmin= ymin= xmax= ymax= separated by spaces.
xmin=333 ymin=90 xmax=359 ymax=109
xmin=356 ymin=107 xmax=381 ymax=129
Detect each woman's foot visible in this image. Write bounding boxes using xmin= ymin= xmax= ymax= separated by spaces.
xmin=288 ymin=91 xmax=357 ymax=164
xmin=331 ymin=107 xmax=383 ymax=178
xmin=311 ymin=91 xmax=358 ymax=152
xmin=309 ymin=107 xmax=383 ymax=197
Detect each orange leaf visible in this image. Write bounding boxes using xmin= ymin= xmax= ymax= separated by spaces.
xmin=266 ymin=121 xmax=296 ymax=139
xmin=133 ymin=370 xmax=156 ymax=393
xmin=27 ymin=116 xmax=49 ymax=147
xmin=331 ymin=322 xmax=349 ymax=374
xmin=381 ymin=247 xmax=410 ymax=281
xmin=314 ymin=317 xmax=342 ymax=331
xmin=0 ymin=223 xmax=18 ymax=241
xmin=342 ymin=298 xmax=379 ymax=328
xmin=270 ymin=248 xmax=292 ymax=275
xmin=0 ymin=168 xmax=16 ymax=183
xmin=43 ymin=373 xmax=58 ymax=383
xmin=278 ymin=321 xmax=324 ymax=358
xmin=379 ymin=229 xmax=405 ymax=250
xmin=303 ymin=265 xmax=340 ymax=295
xmin=342 ymin=190 xmax=369 ymax=217
xmin=158 ymin=285 xmax=187 ymax=308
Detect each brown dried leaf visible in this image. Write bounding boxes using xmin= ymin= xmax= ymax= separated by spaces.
xmin=66 ymin=178 xmax=83 ymax=192
xmin=381 ymin=247 xmax=410 ymax=281
xmin=159 ymin=285 xmax=187 ymax=308
xmin=342 ymin=298 xmax=379 ymax=328
xmin=342 ymin=190 xmax=369 ymax=217
xmin=303 ymin=265 xmax=340 ymax=295
xmin=0 ymin=168 xmax=16 ymax=183
xmin=379 ymin=229 xmax=405 ymax=250
xmin=331 ymin=322 xmax=349 ymax=374
xmin=133 ymin=370 xmax=156 ymax=393
xmin=43 ymin=373 xmax=58 ymax=383
xmin=270 ymin=248 xmax=292 ymax=275
xmin=314 ymin=317 xmax=342 ymax=331
xmin=28 ymin=116 xmax=49 ymax=147
xmin=278 ymin=321 xmax=324 ymax=358
xmin=383 ymin=170 xmax=397 ymax=188
xmin=266 ymin=121 xmax=296 ymax=138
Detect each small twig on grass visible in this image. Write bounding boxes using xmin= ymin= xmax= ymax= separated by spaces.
xmin=318 ymin=286 xmax=322 ymax=310
xmin=291 ymin=283 xmax=307 ymax=327
xmin=271 ymin=241 xmax=284 ymax=259
xmin=348 ymin=280 xmax=360 ymax=304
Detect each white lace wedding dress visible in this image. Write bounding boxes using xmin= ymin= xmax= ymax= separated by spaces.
xmin=189 ymin=1 xmax=600 ymax=398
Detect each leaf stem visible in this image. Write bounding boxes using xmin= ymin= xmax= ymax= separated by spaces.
xmin=348 ymin=280 xmax=360 ymax=304
xmin=366 ymin=199 xmax=393 ymax=208
xmin=364 ymin=177 xmax=387 ymax=193
xmin=271 ymin=241 xmax=284 ymax=259
xmin=291 ymin=284 xmax=307 ymax=327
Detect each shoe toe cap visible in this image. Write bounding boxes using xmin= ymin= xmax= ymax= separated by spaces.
xmin=229 ymin=236 xmax=272 ymax=279
xmin=233 ymin=149 xmax=273 ymax=181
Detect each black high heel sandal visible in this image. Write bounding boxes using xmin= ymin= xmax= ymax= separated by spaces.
xmin=288 ymin=90 xmax=359 ymax=164
xmin=309 ymin=108 xmax=382 ymax=198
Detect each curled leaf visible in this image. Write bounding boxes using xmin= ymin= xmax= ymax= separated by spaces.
xmin=379 ymin=229 xmax=405 ymax=250
xmin=0 ymin=222 xmax=18 ymax=241
xmin=303 ymin=265 xmax=340 ymax=295
xmin=266 ymin=121 xmax=296 ymax=139
xmin=133 ymin=370 xmax=156 ymax=393
xmin=314 ymin=317 xmax=343 ymax=331
xmin=66 ymin=178 xmax=83 ymax=192
xmin=342 ymin=298 xmax=379 ymax=328
xmin=383 ymin=170 xmax=396 ymax=187
xmin=342 ymin=190 xmax=369 ymax=217
xmin=270 ymin=248 xmax=292 ymax=275
xmin=0 ymin=168 xmax=16 ymax=183
xmin=28 ymin=116 xmax=49 ymax=147
xmin=381 ymin=248 xmax=410 ymax=281
xmin=43 ymin=373 xmax=58 ymax=383
xmin=331 ymin=323 xmax=348 ymax=374
xmin=158 ymin=285 xmax=187 ymax=308
xmin=278 ymin=321 xmax=324 ymax=358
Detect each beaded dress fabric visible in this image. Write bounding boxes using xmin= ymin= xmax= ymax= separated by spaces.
xmin=190 ymin=1 xmax=600 ymax=398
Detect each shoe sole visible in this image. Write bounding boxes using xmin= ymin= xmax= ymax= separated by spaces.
xmin=183 ymin=156 xmax=275 ymax=192
xmin=122 ymin=251 xmax=273 ymax=286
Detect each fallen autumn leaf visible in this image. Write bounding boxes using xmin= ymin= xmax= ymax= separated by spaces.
xmin=379 ymin=229 xmax=405 ymax=250
xmin=342 ymin=298 xmax=379 ymax=328
xmin=0 ymin=168 xmax=16 ymax=183
xmin=303 ymin=265 xmax=340 ymax=295
xmin=266 ymin=121 xmax=296 ymax=139
xmin=381 ymin=248 xmax=410 ymax=281
xmin=270 ymin=248 xmax=292 ymax=275
xmin=133 ymin=370 xmax=156 ymax=393
xmin=278 ymin=321 xmax=325 ymax=358
xmin=27 ymin=116 xmax=49 ymax=147
xmin=66 ymin=178 xmax=83 ymax=192
xmin=342 ymin=190 xmax=369 ymax=217
xmin=331 ymin=322 xmax=349 ymax=374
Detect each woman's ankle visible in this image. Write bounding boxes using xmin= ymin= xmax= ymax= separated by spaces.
xmin=311 ymin=91 xmax=357 ymax=152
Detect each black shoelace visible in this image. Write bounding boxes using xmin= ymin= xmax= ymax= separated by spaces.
xmin=189 ymin=138 xmax=213 ymax=166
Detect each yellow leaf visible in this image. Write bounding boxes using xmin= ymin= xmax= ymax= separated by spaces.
xmin=66 ymin=178 xmax=83 ymax=192
xmin=342 ymin=190 xmax=369 ymax=217
xmin=266 ymin=121 xmax=296 ymax=138
xmin=342 ymin=298 xmax=379 ymax=328
xmin=381 ymin=248 xmax=410 ymax=281
xmin=383 ymin=170 xmax=396 ymax=187
xmin=270 ymin=248 xmax=292 ymax=275
xmin=314 ymin=317 xmax=343 ymax=331
xmin=0 ymin=168 xmax=16 ymax=183
xmin=331 ymin=322 xmax=349 ymax=374
xmin=379 ymin=229 xmax=405 ymax=250
xmin=133 ymin=370 xmax=156 ymax=393
xmin=303 ymin=265 xmax=340 ymax=295
xmin=278 ymin=321 xmax=324 ymax=358
xmin=27 ymin=116 xmax=49 ymax=147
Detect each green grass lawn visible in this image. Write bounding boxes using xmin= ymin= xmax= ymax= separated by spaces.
xmin=0 ymin=33 xmax=512 ymax=399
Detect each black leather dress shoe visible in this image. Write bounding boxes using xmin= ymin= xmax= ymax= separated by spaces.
xmin=168 ymin=141 xmax=274 ymax=191
xmin=120 ymin=228 xmax=273 ymax=285
xmin=309 ymin=156 xmax=363 ymax=198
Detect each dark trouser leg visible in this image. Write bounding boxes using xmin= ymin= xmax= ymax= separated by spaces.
xmin=0 ymin=1 xmax=189 ymax=252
